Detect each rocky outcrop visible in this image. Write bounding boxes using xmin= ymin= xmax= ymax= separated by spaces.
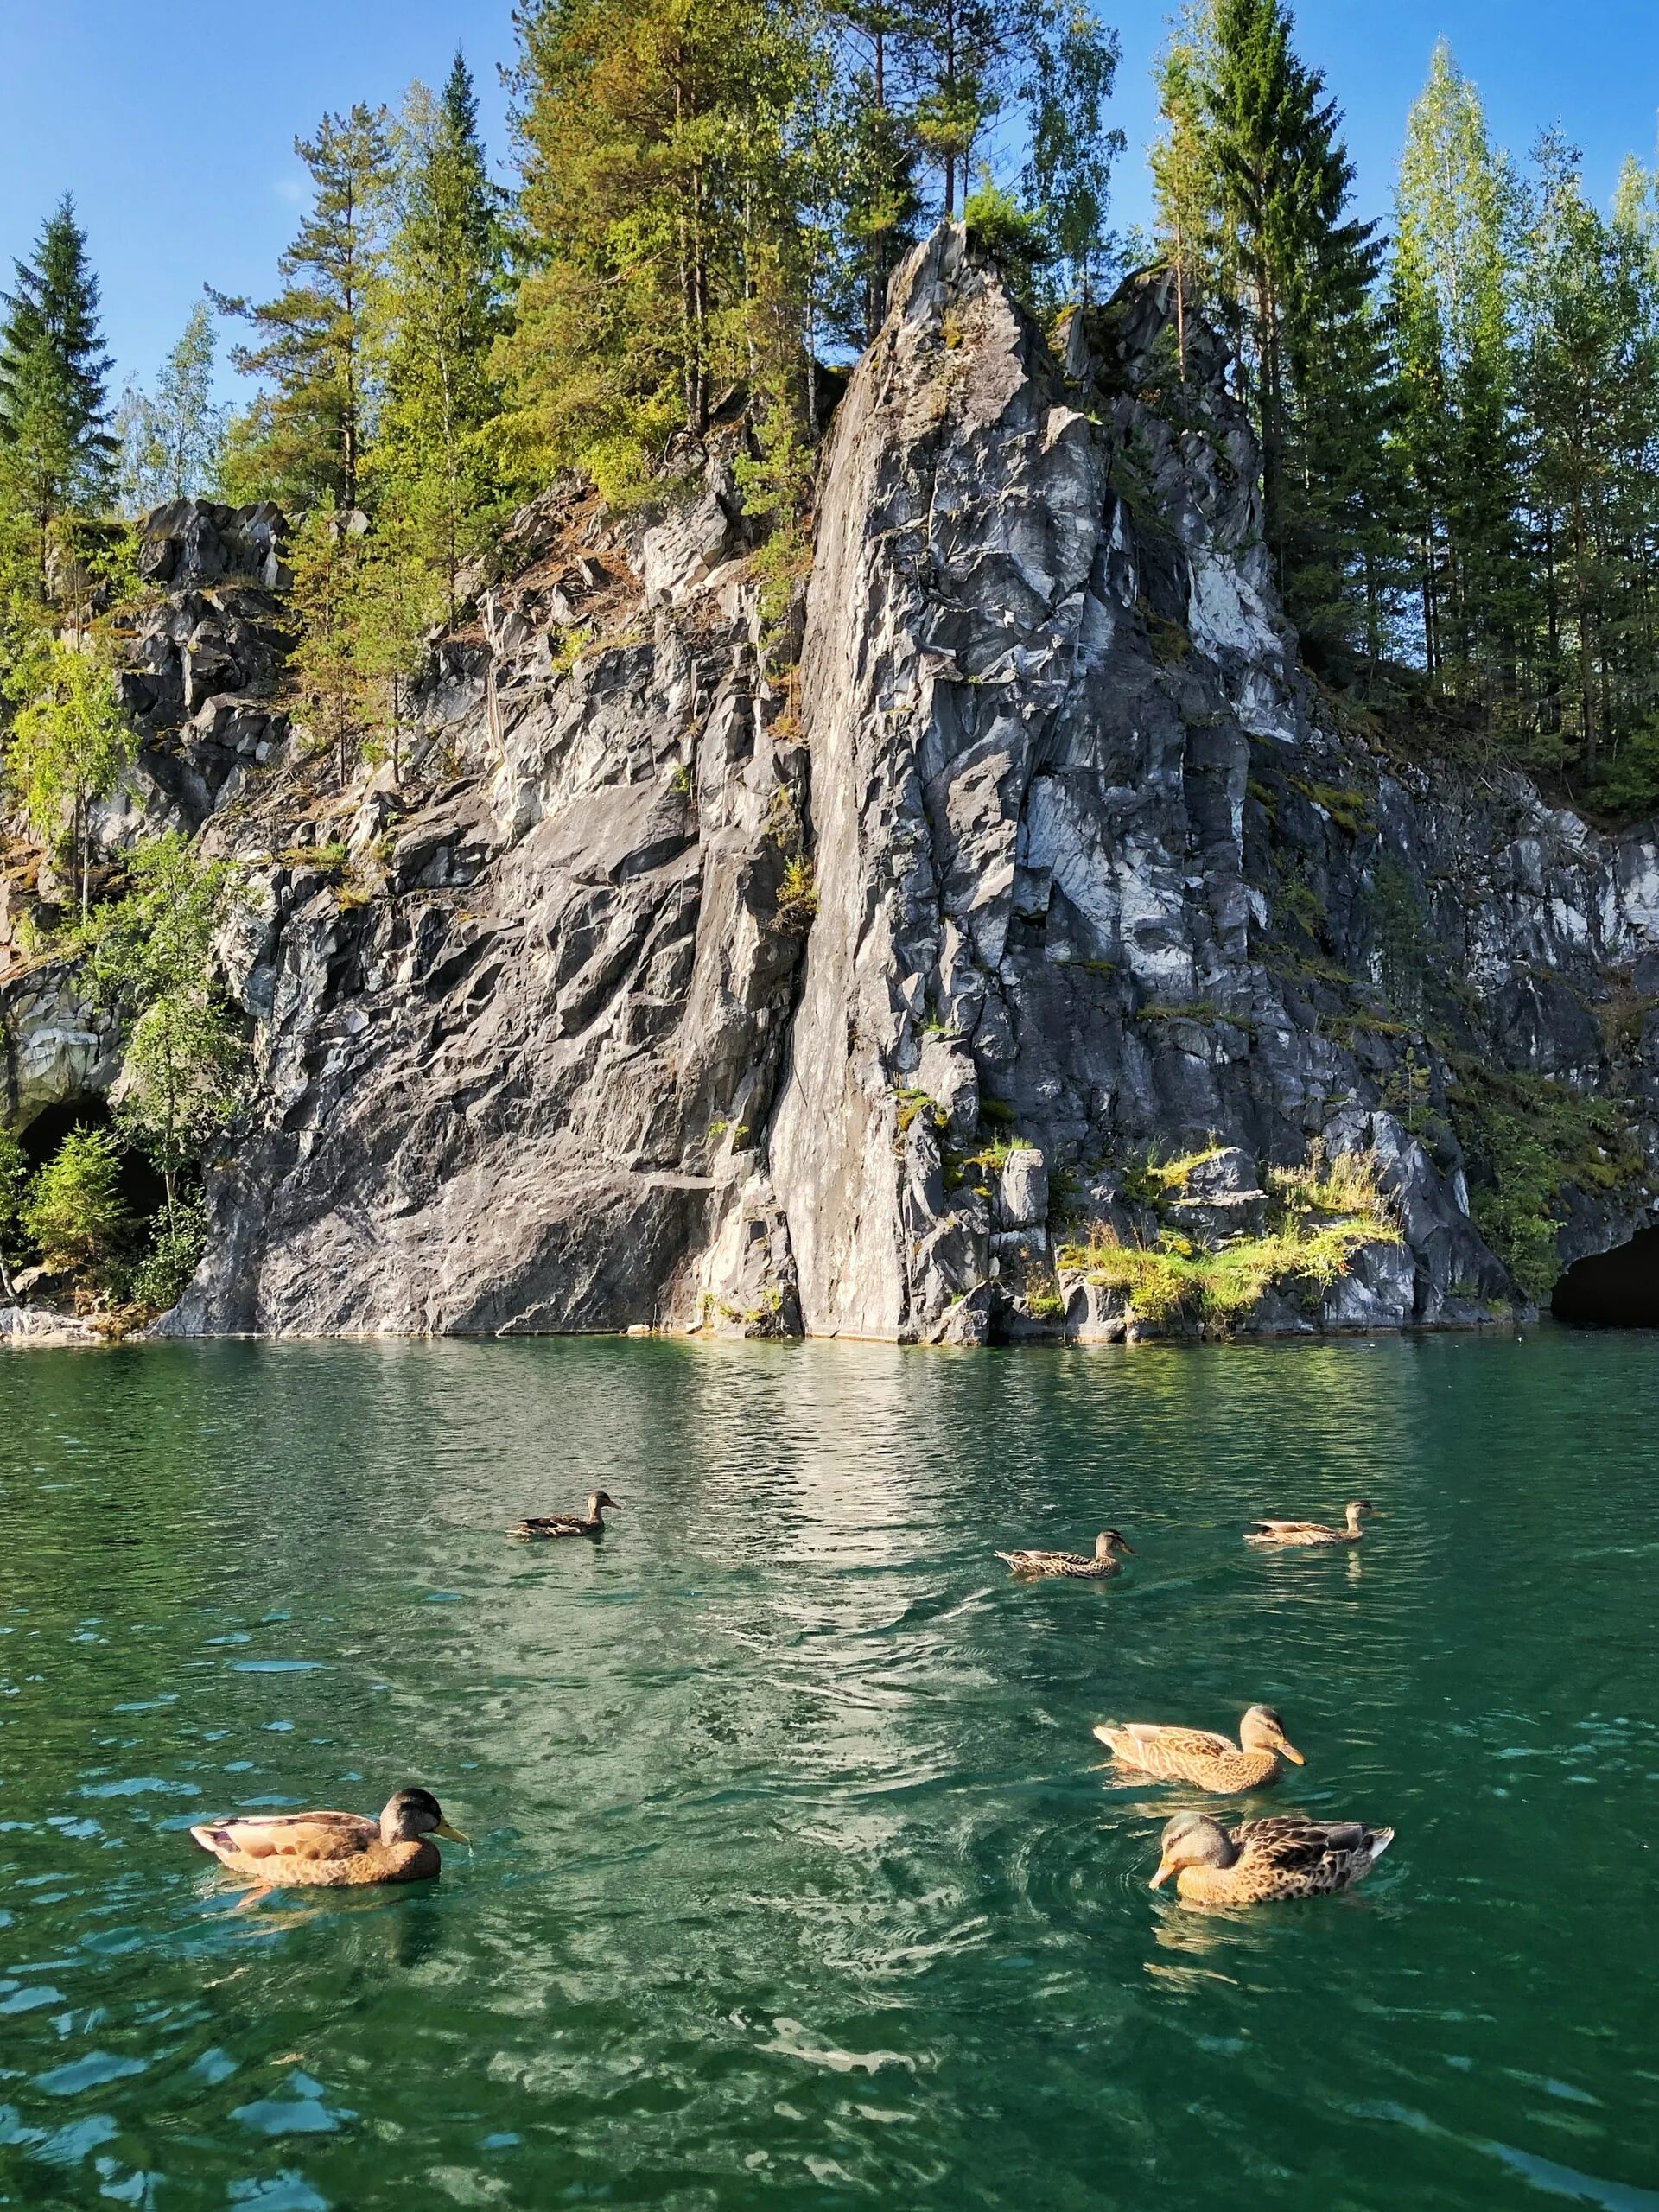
xmin=168 ymin=465 xmax=815 ymax=1336
xmin=0 ymin=958 xmax=118 ymax=1130
xmin=14 ymin=226 xmax=1659 ymax=1342
xmin=116 ymin=500 xmax=294 ymax=836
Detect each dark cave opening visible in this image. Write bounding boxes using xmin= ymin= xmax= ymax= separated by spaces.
xmin=18 ymin=1096 xmax=167 ymax=1224
xmin=1551 ymin=1223 xmax=1659 ymax=1328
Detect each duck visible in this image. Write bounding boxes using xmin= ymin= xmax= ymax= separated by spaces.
xmin=190 ymin=1787 xmax=467 ymax=1894
xmin=995 ymin=1529 xmax=1135 ymax=1580
xmin=1149 ymin=1810 xmax=1393 ymax=1907
xmin=514 ymin=1490 xmax=620 ymax=1541
xmin=1092 ymin=1705 xmax=1305 ymax=1793
xmin=1245 ymin=1499 xmax=1376 ymax=1547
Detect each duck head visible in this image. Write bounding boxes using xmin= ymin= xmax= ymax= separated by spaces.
xmin=1150 ymin=1811 xmax=1236 ymax=1888
xmin=1345 ymin=1499 xmax=1379 ymax=1531
xmin=380 ymin=1788 xmax=468 ymax=1846
xmin=1239 ymin=1704 xmax=1304 ymax=1764
xmin=588 ymin=1491 xmax=621 ymax=1517
xmin=1095 ymin=1529 xmax=1135 ymax=1560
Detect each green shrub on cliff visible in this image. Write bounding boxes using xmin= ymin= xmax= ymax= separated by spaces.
xmin=1057 ymin=1146 xmax=1402 ymax=1330
xmin=23 ymin=1126 xmax=128 ymax=1277
xmin=1446 ymin=1062 xmax=1643 ymax=1302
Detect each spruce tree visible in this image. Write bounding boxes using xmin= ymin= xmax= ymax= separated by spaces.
xmin=0 ymin=199 xmax=116 ymax=578
xmin=215 ymin=105 xmax=394 ymax=511
xmin=368 ymin=56 xmax=509 ymax=620
xmin=1152 ymin=0 xmax=1386 ymax=649
xmin=1518 ymin=134 xmax=1659 ymax=783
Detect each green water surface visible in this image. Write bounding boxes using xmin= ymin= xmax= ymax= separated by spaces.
xmin=0 ymin=1332 xmax=1655 ymax=2209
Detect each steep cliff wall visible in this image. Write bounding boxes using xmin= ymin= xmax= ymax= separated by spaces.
xmin=9 ymin=225 xmax=1659 ymax=1341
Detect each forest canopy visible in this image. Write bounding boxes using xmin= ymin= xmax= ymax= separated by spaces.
xmin=2 ymin=1 xmax=1659 ymax=818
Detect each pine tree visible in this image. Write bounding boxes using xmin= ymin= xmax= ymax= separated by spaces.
xmin=501 ymin=0 xmax=821 ymax=491
xmin=368 ymin=57 xmax=509 ymax=620
xmin=115 ymin=302 xmax=227 ymax=513
xmin=829 ymin=5 xmax=925 ymax=346
xmin=215 ymin=105 xmax=394 ymax=511
xmin=0 ymin=200 xmax=116 ymax=580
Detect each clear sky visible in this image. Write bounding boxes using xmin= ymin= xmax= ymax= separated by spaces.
xmin=1 ymin=2 xmax=1657 ymax=398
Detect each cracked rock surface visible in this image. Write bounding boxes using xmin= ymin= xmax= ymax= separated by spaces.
xmin=10 ymin=225 xmax=1659 ymax=1341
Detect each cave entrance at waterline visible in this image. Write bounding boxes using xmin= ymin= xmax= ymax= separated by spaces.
xmin=16 ymin=1096 xmax=166 ymax=1224
xmin=1552 ymin=1224 xmax=1659 ymax=1328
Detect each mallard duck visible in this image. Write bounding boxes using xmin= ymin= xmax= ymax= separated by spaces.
xmin=1149 ymin=1810 xmax=1393 ymax=1906
xmin=1093 ymin=1705 xmax=1305 ymax=1793
xmin=1245 ymin=1499 xmax=1376 ymax=1547
xmin=190 ymin=1787 xmax=467 ymax=1893
xmin=514 ymin=1490 xmax=620 ymax=1541
xmin=995 ymin=1529 xmax=1135 ymax=1580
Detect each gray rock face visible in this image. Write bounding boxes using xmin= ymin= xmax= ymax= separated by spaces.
xmin=0 ymin=960 xmax=119 ymax=1130
xmin=17 ymin=224 xmax=1649 ymax=1342
xmin=169 ymin=468 xmax=812 ymax=1336
xmin=116 ymin=501 xmax=295 ymax=835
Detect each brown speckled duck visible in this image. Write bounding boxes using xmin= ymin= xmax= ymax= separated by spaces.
xmin=1245 ymin=1500 xmax=1377 ymax=1548
xmin=1093 ymin=1705 xmax=1305 ymax=1793
xmin=514 ymin=1491 xmax=619 ymax=1541
xmin=190 ymin=1787 xmax=467 ymax=1895
xmin=996 ymin=1529 xmax=1135 ymax=1580
xmin=1149 ymin=1811 xmax=1393 ymax=1906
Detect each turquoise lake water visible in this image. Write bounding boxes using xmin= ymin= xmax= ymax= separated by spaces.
xmin=0 ymin=1332 xmax=1656 ymax=2209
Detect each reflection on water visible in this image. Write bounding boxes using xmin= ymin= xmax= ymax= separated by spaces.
xmin=0 ymin=1332 xmax=1656 ymax=2207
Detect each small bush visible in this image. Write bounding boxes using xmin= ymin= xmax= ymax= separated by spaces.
xmin=24 ymin=1128 xmax=130 ymax=1276
xmin=775 ymin=855 xmax=818 ymax=931
xmin=126 ymin=1197 xmax=207 ymax=1314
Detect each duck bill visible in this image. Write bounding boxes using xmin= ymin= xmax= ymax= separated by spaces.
xmin=435 ymin=1820 xmax=471 ymax=1845
xmin=1277 ymin=1740 xmax=1306 ymax=1765
xmin=1116 ymin=1541 xmax=1136 ymax=1554
xmin=1148 ymin=1859 xmax=1174 ymax=1891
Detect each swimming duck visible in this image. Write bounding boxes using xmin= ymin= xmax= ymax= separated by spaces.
xmin=995 ymin=1529 xmax=1135 ymax=1580
xmin=1149 ymin=1810 xmax=1393 ymax=1906
xmin=1245 ymin=1500 xmax=1376 ymax=1547
xmin=1093 ymin=1705 xmax=1305 ymax=1793
xmin=190 ymin=1787 xmax=467 ymax=1893
xmin=514 ymin=1491 xmax=620 ymax=1540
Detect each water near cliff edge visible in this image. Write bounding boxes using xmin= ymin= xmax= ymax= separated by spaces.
xmin=0 ymin=1334 xmax=1655 ymax=2210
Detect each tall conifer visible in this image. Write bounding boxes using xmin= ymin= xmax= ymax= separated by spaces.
xmin=215 ymin=105 xmax=394 ymax=511
xmin=370 ymin=55 xmax=509 ymax=618
xmin=0 ymin=199 xmax=116 ymax=576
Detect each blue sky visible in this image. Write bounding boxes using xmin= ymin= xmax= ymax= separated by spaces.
xmin=1 ymin=2 xmax=1656 ymax=399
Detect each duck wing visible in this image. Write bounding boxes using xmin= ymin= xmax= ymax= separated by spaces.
xmin=1234 ymin=1815 xmax=1390 ymax=1882
xmin=516 ymin=1516 xmax=586 ymax=1539
xmin=1101 ymin=1723 xmax=1236 ymax=1758
xmin=1246 ymin=1519 xmax=1339 ymax=1544
xmin=191 ymin=1810 xmax=378 ymax=1865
